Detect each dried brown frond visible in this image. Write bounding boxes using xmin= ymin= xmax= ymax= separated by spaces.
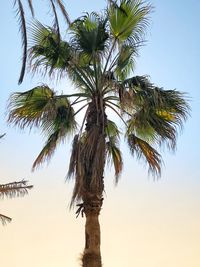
xmin=67 ymin=134 xmax=80 ymax=178
xmin=55 ymin=0 xmax=71 ymax=25
xmin=27 ymin=0 xmax=34 ymax=16
xmin=49 ymin=0 xmax=61 ymax=41
xmin=128 ymin=134 xmax=161 ymax=176
xmin=68 ymin=126 xmax=106 ymax=206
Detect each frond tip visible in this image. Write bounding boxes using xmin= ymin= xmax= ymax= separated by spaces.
xmin=127 ymin=134 xmax=162 ymax=176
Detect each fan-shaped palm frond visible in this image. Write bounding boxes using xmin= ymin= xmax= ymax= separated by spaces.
xmin=29 ymin=21 xmax=72 ymax=75
xmin=114 ymin=44 xmax=137 ymax=79
xmin=32 ymin=96 xmax=77 ymax=169
xmin=8 ymin=85 xmax=55 ymax=129
xmin=108 ymin=0 xmax=151 ymax=45
xmin=8 ymin=86 xmax=77 ymax=170
xmin=70 ymin=13 xmax=109 ymax=59
xmin=123 ymin=75 xmax=189 ymax=149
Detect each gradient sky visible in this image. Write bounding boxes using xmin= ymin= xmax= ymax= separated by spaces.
xmin=0 ymin=1 xmax=200 ymax=267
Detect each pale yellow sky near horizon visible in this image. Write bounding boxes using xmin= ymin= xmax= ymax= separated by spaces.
xmin=1 ymin=153 xmax=200 ymax=267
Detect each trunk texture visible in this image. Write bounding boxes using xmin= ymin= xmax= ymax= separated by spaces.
xmin=81 ymin=196 xmax=103 ymax=267
xmin=81 ymin=96 xmax=106 ymax=267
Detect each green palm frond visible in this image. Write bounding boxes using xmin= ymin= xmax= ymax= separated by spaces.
xmin=123 ymin=75 xmax=189 ymax=149
xmin=14 ymin=0 xmax=69 ymax=83
xmin=32 ymin=130 xmax=60 ymax=170
xmin=108 ymin=0 xmax=151 ymax=45
xmin=70 ymin=13 xmax=109 ymax=59
xmin=32 ymin=97 xmax=77 ymax=169
xmin=8 ymin=85 xmax=55 ymax=129
xmin=127 ymin=134 xmax=161 ymax=175
xmin=41 ymin=95 xmax=77 ymax=136
xmin=114 ymin=44 xmax=137 ymax=79
xmin=29 ymin=21 xmax=72 ymax=74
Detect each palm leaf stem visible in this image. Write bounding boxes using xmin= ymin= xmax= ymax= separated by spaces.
xmin=93 ymin=54 xmax=99 ymax=91
xmin=71 ymin=98 xmax=87 ymax=106
xmin=107 ymin=50 xmax=122 ymax=73
xmin=73 ymin=103 xmax=89 ymax=116
xmin=49 ymin=0 xmax=61 ymax=42
xmin=71 ymin=97 xmax=80 ymax=105
xmin=105 ymin=103 xmax=128 ymax=126
xmin=104 ymin=95 xmax=119 ymax=101
xmin=102 ymin=85 xmax=110 ymax=94
xmin=55 ymin=0 xmax=71 ymax=26
xmin=27 ymin=0 xmax=34 ymax=16
xmin=79 ymin=105 xmax=90 ymax=135
xmin=106 ymin=99 xmax=132 ymax=116
xmin=61 ymin=93 xmax=89 ymax=98
xmin=103 ymin=38 xmax=117 ymax=76
xmin=71 ymin=66 xmax=94 ymax=94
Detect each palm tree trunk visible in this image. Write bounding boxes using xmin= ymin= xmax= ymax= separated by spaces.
xmin=81 ymin=97 xmax=106 ymax=267
xmin=82 ymin=196 xmax=103 ymax=267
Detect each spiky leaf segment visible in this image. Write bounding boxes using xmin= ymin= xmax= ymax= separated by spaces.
xmin=0 ymin=180 xmax=33 ymax=225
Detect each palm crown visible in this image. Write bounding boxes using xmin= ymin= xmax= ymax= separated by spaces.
xmin=8 ymin=0 xmax=189 ymax=206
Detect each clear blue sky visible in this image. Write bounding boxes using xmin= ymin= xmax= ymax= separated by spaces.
xmin=0 ymin=1 xmax=200 ymax=267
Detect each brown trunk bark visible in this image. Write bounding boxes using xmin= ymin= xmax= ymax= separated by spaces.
xmin=81 ymin=96 xmax=106 ymax=267
xmin=81 ymin=197 xmax=102 ymax=267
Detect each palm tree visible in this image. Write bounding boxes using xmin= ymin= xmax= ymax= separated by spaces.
xmin=7 ymin=1 xmax=190 ymax=266
xmin=0 ymin=180 xmax=33 ymax=225
xmin=14 ymin=0 xmax=70 ymax=84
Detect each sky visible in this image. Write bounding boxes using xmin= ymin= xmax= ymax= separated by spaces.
xmin=0 ymin=1 xmax=200 ymax=267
